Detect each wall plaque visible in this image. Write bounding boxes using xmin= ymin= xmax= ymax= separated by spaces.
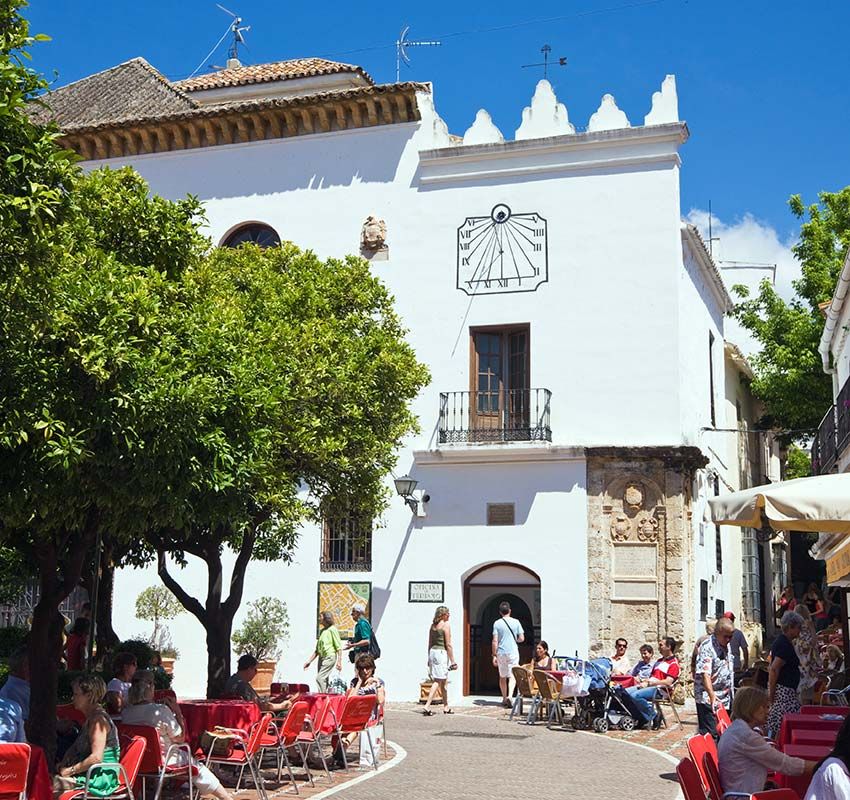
xmin=408 ymin=581 xmax=445 ymax=603
xmin=487 ymin=502 xmax=515 ymax=526
xmin=612 ymin=543 xmax=657 ymax=601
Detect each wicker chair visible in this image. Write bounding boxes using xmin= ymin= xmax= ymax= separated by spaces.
xmin=532 ymin=669 xmax=566 ymax=727
xmin=509 ymin=666 xmax=540 ymax=723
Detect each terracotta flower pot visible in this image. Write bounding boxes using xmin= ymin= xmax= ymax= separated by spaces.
xmin=250 ymin=660 xmax=277 ymax=694
xmin=161 ymin=657 xmax=175 ymax=675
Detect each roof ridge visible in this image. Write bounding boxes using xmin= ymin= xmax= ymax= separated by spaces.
xmin=42 ymin=56 xmax=148 ymax=95
xmin=133 ymin=57 xmax=199 ymax=108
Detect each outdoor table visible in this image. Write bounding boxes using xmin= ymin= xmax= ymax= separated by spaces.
xmin=611 ymin=674 xmax=636 ymax=689
xmin=547 ymin=670 xmax=566 ymax=682
xmin=777 ymin=712 xmax=844 ymax=749
xmin=177 ymin=699 xmax=261 ymax=748
xmin=776 ymin=743 xmax=832 ymax=797
xmin=801 ymin=705 xmax=850 ymax=716
xmin=27 ymin=744 xmax=52 ymax=800
xmin=790 ymin=727 xmax=839 ymax=746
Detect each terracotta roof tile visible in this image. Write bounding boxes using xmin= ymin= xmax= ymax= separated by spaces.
xmin=173 ymin=58 xmax=373 ymax=92
xmin=30 ymin=58 xmax=197 ymax=128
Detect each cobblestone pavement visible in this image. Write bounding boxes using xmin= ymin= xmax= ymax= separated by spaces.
xmin=337 ymin=701 xmax=685 ymax=800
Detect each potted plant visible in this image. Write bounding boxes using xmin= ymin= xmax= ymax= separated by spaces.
xmin=232 ymin=597 xmax=289 ymax=694
xmin=135 ymin=585 xmax=183 ymax=674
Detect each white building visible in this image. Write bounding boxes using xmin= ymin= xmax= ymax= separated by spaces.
xmin=39 ymin=56 xmax=775 ymax=699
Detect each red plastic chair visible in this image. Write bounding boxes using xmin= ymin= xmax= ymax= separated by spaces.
xmin=58 ymin=734 xmax=146 ymax=800
xmin=202 ymin=711 xmax=271 ymax=800
xmin=268 ymin=700 xmax=313 ymax=793
xmin=677 ymin=757 xmax=708 ymax=800
xmin=295 ymin=695 xmax=335 ymax=783
xmin=702 ymin=751 xmax=724 ymax=800
xmin=687 ymin=734 xmax=712 ymax=792
xmin=331 ymin=695 xmax=378 ymax=772
xmin=703 ymin=732 xmax=718 ymax=767
xmin=57 ymin=703 xmax=86 ymax=725
xmin=118 ymin=723 xmax=196 ymax=800
xmin=716 ymin=704 xmax=732 ymax=735
xmin=366 ymin=700 xmax=388 ymax=759
xmin=0 ymin=743 xmax=31 ymax=800
xmin=152 ymin=690 xmax=177 ymax=703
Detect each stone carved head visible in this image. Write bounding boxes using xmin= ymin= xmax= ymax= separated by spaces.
xmin=361 ymin=215 xmax=387 ymax=251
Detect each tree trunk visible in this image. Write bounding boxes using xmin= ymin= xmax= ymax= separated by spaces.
xmin=28 ymin=589 xmax=63 ymax=767
xmin=205 ymin=610 xmax=234 ymax=699
xmin=94 ymin=547 xmax=120 ymax=658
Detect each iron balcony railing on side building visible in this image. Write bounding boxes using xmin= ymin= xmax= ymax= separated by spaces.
xmin=812 ymin=404 xmax=837 ymax=475
xmin=837 ymin=374 xmax=850 ymax=455
xmin=438 ymin=388 xmax=552 ymax=444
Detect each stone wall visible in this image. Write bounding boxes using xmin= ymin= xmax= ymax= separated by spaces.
xmin=586 ymin=446 xmax=707 ymax=661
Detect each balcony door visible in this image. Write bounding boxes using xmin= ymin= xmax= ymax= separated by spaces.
xmin=470 ymin=325 xmax=529 ymax=438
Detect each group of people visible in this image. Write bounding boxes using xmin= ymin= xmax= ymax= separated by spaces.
xmin=778 ymin=583 xmax=842 ymax=633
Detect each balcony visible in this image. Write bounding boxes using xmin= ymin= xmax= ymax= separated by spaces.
xmin=837 ymin=375 xmax=850 ymax=454
xmin=438 ymin=388 xmax=552 ymax=444
xmin=812 ymin=405 xmax=837 ymax=475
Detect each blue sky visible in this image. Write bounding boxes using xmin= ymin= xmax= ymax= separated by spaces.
xmin=27 ymin=0 xmax=850 ymax=251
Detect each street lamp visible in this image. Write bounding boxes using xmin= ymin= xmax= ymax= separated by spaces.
xmin=394 ymin=474 xmax=429 ymax=514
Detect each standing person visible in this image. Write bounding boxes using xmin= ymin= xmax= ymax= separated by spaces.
xmin=64 ymin=618 xmax=89 ymax=671
xmin=723 ymin=612 xmax=750 ymax=685
xmin=804 ymin=712 xmax=850 ymax=800
xmin=803 ymin=583 xmax=822 ymax=616
xmin=796 ymin=606 xmax=821 ymax=704
xmin=630 ymin=645 xmax=655 ymax=681
xmin=54 ymin=675 xmax=121 ymax=797
xmin=693 ymin=617 xmax=735 ymax=738
xmin=304 ymin=611 xmax=343 ymax=692
xmin=423 ymin=606 xmax=456 ymax=716
xmin=345 ymin=604 xmax=373 ymax=663
xmin=491 ymin=601 xmax=524 ymax=708
xmin=768 ymin=611 xmax=804 ymax=739
xmin=65 ymin=602 xmax=91 ymax=635
xmin=626 ymin=637 xmax=680 ymax=730
xmin=777 ymin=586 xmax=797 ymax=621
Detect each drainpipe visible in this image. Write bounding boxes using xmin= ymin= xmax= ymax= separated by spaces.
xmin=819 ymin=250 xmax=850 ymax=387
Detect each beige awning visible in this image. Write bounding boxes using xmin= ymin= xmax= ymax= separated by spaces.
xmin=707 ymin=472 xmax=850 ymax=534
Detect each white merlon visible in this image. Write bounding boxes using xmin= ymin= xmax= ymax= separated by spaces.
xmin=644 ymin=75 xmax=679 ymax=126
xmin=462 ymin=109 xmax=504 ymax=145
xmin=515 ymin=80 xmax=575 ymax=140
xmin=415 ymin=90 xmax=452 ymax=149
xmin=587 ymin=94 xmax=631 ymax=132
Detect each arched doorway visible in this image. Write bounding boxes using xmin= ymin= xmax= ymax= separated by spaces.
xmin=463 ymin=563 xmax=540 ymax=696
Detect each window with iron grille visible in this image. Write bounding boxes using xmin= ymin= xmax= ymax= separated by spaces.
xmin=714 ymin=476 xmax=723 ymax=574
xmin=700 ymin=580 xmax=709 ymax=620
xmin=741 ymin=527 xmax=762 ymax=622
xmin=321 ymin=516 xmax=372 ymax=572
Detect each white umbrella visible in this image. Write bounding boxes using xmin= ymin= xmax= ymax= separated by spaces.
xmin=707 ymin=472 xmax=850 ymax=534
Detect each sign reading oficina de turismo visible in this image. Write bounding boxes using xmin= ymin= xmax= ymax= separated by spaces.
xmin=408 ymin=581 xmax=445 ymax=603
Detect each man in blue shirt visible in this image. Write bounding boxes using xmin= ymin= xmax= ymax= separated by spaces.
xmin=491 ymin=601 xmax=524 ymax=708
xmin=630 ymin=644 xmax=655 ymax=680
xmin=0 ymin=698 xmax=24 ymax=743
xmin=0 ymin=648 xmax=30 ymax=727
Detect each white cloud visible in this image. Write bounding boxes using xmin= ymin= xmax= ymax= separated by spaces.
xmin=686 ymin=208 xmax=802 ymax=358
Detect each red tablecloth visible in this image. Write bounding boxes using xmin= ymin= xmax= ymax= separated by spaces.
xmin=178 ymin=700 xmax=261 ymax=748
xmin=801 ymin=705 xmax=850 ymax=716
xmin=27 ymin=744 xmax=52 ymax=800
xmin=611 ymin=674 xmax=637 ymax=688
xmin=791 ymin=728 xmax=839 ymax=746
xmin=776 ymin=743 xmax=832 ymax=796
xmin=777 ymin=713 xmax=844 ymax=749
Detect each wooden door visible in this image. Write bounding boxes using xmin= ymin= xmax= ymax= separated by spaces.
xmin=471 ymin=331 xmax=504 ymax=437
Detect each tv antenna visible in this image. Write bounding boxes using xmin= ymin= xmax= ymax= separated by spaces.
xmin=707 ymin=200 xmax=720 ymax=257
xmin=216 ymin=4 xmax=251 ymax=64
xmin=396 ymin=25 xmax=441 ymax=82
xmin=521 ymin=44 xmax=566 ymax=80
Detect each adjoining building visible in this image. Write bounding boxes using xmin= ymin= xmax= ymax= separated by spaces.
xmin=34 ymin=56 xmax=783 ymax=699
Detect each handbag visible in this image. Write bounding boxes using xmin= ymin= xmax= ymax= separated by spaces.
xmin=199 ymin=727 xmax=239 ymax=757
xmin=349 ymin=619 xmax=381 ymax=661
xmin=560 ymin=670 xmax=592 ymax=697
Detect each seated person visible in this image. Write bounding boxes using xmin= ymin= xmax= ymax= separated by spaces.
xmin=335 ymin=653 xmax=385 ymax=768
xmin=626 ymin=637 xmax=680 ymax=729
xmin=630 ymin=644 xmax=655 ymax=681
xmin=123 ymin=678 xmax=233 ymax=800
xmin=106 ymin=652 xmax=137 ymax=704
xmin=0 ymin=698 xmax=24 ymax=743
xmin=103 ymin=691 xmax=123 ymax=719
xmin=824 ymin=645 xmax=844 ymax=673
xmin=611 ymin=638 xmax=631 ymax=676
xmin=534 ymin=641 xmax=557 ymax=671
xmin=224 ymin=654 xmax=297 ymax=713
xmin=719 ymin=686 xmax=809 ymax=795
xmin=805 ymin=713 xmax=850 ymax=800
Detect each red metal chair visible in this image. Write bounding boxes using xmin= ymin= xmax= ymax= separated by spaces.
xmin=0 ymin=743 xmax=31 ymax=800
xmin=330 ymin=695 xmax=378 ymax=772
xmin=118 ymin=723 xmax=196 ymax=800
xmin=295 ymin=695 xmax=335 ymax=783
xmin=57 ymin=704 xmax=86 ymax=725
xmin=716 ymin=704 xmax=733 ymax=735
xmin=202 ymin=711 xmax=271 ymax=800
xmin=703 ymin=732 xmax=719 ymax=767
xmin=367 ymin=700 xmax=388 ymax=759
xmin=152 ymin=690 xmax=177 ymax=703
xmin=58 ymin=734 xmax=146 ymax=800
xmin=268 ymin=700 xmax=313 ymax=793
xmin=677 ymin=757 xmax=708 ymax=800
xmin=702 ymin=751 xmax=724 ymax=800
xmin=687 ymin=734 xmax=712 ymax=792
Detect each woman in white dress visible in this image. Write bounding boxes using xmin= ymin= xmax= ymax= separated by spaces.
xmin=806 ymin=715 xmax=850 ymax=800
xmin=423 ymin=606 xmax=456 ymax=716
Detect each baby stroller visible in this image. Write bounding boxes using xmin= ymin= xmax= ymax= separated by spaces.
xmin=568 ymin=657 xmax=640 ymax=733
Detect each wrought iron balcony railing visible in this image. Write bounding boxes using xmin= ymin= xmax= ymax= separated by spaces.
xmin=837 ymin=374 xmax=850 ymax=455
xmin=812 ymin=404 xmax=837 ymax=475
xmin=439 ymin=388 xmax=552 ymax=444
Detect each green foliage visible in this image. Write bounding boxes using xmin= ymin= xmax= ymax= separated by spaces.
xmin=0 ymin=661 xmax=9 ymax=689
xmin=114 ymin=639 xmax=155 ymax=670
xmin=732 ymin=187 xmax=850 ymax=434
xmin=0 ymin=626 xmax=28 ymax=656
xmin=232 ymin=597 xmax=289 ymax=662
xmin=135 ymin=585 xmax=183 ymax=649
xmin=785 ymin=444 xmax=812 ymax=479
xmin=56 ymin=669 xmax=85 ymax=703
xmin=0 ymin=548 xmax=30 ymax=605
